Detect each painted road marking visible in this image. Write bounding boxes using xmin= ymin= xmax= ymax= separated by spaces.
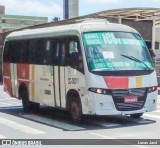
xmin=7 ymin=101 xmax=21 ymax=104
xmin=0 ymin=98 xmax=17 ymax=101
xmin=143 ymin=114 xmax=160 ymax=119
xmin=0 ymin=117 xmax=45 ymax=135
xmin=0 ymin=92 xmax=8 ymax=95
xmin=0 ymin=99 xmax=21 ymax=107
xmin=0 ymin=102 xmax=13 ymax=106
xmin=154 ymin=109 xmax=160 ymax=113
xmin=156 ymin=106 xmax=160 ymax=109
xmin=0 ymin=101 xmax=21 ymax=105
xmin=90 ymin=132 xmax=114 ymax=139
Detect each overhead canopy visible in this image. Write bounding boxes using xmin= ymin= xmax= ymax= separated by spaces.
xmin=80 ymin=8 xmax=160 ymax=26
xmin=82 ymin=8 xmax=160 ymax=45
xmin=1 ymin=8 xmax=160 ymax=32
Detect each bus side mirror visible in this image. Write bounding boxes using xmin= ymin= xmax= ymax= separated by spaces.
xmin=68 ymin=52 xmax=79 ymax=67
xmin=149 ymin=49 xmax=156 ymax=66
xmin=150 ymin=49 xmax=156 ymax=58
xmin=71 ymin=52 xmax=79 ymax=61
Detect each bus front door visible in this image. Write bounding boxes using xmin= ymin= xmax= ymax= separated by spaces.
xmin=54 ymin=66 xmax=66 ymax=108
xmin=10 ymin=63 xmax=18 ymax=97
xmin=53 ymin=42 xmax=66 ymax=108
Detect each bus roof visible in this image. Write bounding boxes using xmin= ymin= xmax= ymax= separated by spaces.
xmin=6 ymin=19 xmax=139 ymax=41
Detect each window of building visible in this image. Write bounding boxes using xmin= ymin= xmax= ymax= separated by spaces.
xmin=34 ymin=21 xmax=39 ymax=25
xmin=21 ymin=21 xmax=25 ymax=25
xmin=2 ymin=19 xmax=6 ymax=23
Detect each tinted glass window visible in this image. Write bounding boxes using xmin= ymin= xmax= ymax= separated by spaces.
xmin=10 ymin=41 xmax=21 ymax=63
xmin=36 ymin=39 xmax=45 ymax=64
xmin=29 ymin=39 xmax=45 ymax=64
xmin=3 ymin=41 xmax=21 ymax=63
xmin=44 ymin=39 xmax=58 ymax=65
xmin=83 ymin=32 xmax=154 ymax=72
xmin=3 ymin=41 xmax=10 ymax=62
xmin=67 ymin=36 xmax=84 ymax=73
xmin=20 ymin=40 xmax=29 ymax=63
xmin=29 ymin=40 xmax=36 ymax=64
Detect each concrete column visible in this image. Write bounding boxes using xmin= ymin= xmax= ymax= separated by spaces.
xmin=63 ymin=0 xmax=79 ymax=19
xmin=152 ymin=19 xmax=156 ymax=50
xmin=118 ymin=17 xmax=122 ymax=24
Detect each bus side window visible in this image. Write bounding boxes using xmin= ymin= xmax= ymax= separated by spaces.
xmin=29 ymin=40 xmax=36 ymax=64
xmin=44 ymin=40 xmax=55 ymax=65
xmin=20 ymin=40 xmax=29 ymax=63
xmin=61 ymin=42 xmax=66 ymax=66
xmin=29 ymin=40 xmax=44 ymax=65
xmin=51 ymin=39 xmax=59 ymax=66
xmin=67 ymin=41 xmax=78 ymax=67
xmin=3 ymin=41 xmax=10 ymax=62
xmin=10 ymin=41 xmax=21 ymax=63
xmin=36 ymin=39 xmax=45 ymax=65
xmin=67 ymin=37 xmax=84 ymax=73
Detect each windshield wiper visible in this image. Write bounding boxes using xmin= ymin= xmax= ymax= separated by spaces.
xmin=121 ymin=54 xmax=152 ymax=70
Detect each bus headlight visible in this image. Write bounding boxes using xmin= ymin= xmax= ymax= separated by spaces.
xmin=148 ymin=86 xmax=157 ymax=93
xmin=88 ymin=88 xmax=111 ymax=95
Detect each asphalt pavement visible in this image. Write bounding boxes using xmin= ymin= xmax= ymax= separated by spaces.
xmin=0 ymin=85 xmax=160 ymax=148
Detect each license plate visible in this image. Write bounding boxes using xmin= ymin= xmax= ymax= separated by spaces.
xmin=124 ymin=96 xmax=138 ymax=103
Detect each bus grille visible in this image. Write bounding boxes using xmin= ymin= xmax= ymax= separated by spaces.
xmin=111 ymin=88 xmax=147 ymax=111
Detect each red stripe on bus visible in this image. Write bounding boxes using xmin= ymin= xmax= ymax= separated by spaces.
xmin=3 ymin=63 xmax=12 ymax=96
xmin=3 ymin=77 xmax=12 ymax=96
xmin=104 ymin=77 xmax=129 ymax=89
xmin=17 ymin=64 xmax=30 ymax=98
xmin=3 ymin=63 xmax=11 ymax=77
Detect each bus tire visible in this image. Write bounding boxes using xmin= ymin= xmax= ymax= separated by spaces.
xmin=19 ymin=88 xmax=31 ymax=113
xmin=130 ymin=113 xmax=143 ymax=118
xmin=30 ymin=102 xmax=40 ymax=112
xmin=67 ymin=93 xmax=82 ymax=123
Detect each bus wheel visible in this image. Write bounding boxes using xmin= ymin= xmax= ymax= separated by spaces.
xmin=130 ymin=113 xmax=143 ymax=118
xmin=20 ymin=89 xmax=31 ymax=113
xmin=69 ymin=96 xmax=82 ymax=123
xmin=30 ymin=102 xmax=40 ymax=112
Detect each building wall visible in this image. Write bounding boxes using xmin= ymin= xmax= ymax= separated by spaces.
xmin=0 ymin=5 xmax=5 ymax=14
xmin=1 ymin=18 xmax=46 ymax=26
xmin=107 ymin=18 xmax=119 ymax=23
xmin=105 ymin=18 xmax=153 ymax=41
xmin=122 ymin=19 xmax=153 ymax=41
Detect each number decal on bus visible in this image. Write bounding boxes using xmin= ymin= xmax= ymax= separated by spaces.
xmin=68 ymin=78 xmax=79 ymax=84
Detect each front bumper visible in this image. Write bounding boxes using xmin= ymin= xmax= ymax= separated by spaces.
xmin=82 ymin=90 xmax=157 ymax=115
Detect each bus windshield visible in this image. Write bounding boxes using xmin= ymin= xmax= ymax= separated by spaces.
xmin=83 ymin=31 xmax=154 ymax=72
